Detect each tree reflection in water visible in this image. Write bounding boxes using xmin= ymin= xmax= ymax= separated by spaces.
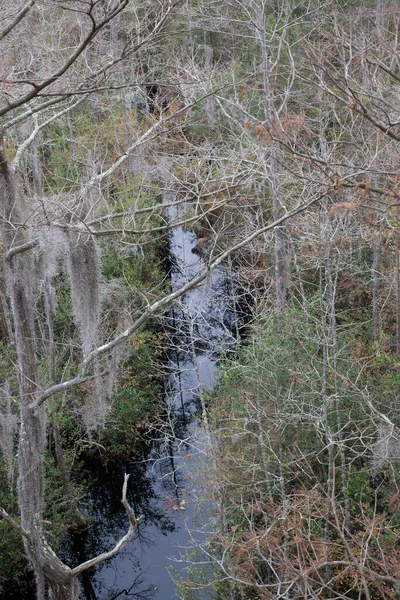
xmin=63 ymin=197 xmax=241 ymax=600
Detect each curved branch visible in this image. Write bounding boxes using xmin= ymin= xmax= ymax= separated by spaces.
xmin=69 ymin=474 xmax=142 ymax=576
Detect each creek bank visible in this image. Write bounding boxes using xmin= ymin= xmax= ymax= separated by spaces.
xmin=2 ymin=194 xmax=249 ymax=600
xmin=62 ymin=197 xmax=243 ymax=599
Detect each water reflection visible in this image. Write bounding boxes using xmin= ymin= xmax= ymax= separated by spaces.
xmin=67 ymin=196 xmax=239 ymax=599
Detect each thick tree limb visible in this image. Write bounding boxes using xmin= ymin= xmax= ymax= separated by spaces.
xmin=5 ymin=239 xmax=38 ymax=260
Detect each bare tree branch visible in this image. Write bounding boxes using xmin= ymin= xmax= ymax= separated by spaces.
xmin=3 ymin=97 xmax=67 ymax=131
xmin=12 ymin=97 xmax=85 ymax=169
xmin=0 ymin=0 xmax=129 ymax=118
xmin=0 ymin=508 xmax=31 ymax=541
xmin=69 ymin=474 xmax=142 ymax=576
xmin=5 ymin=239 xmax=38 ymax=260
xmin=0 ymin=0 xmax=35 ymax=42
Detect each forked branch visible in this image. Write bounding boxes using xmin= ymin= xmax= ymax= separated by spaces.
xmin=70 ymin=474 xmax=142 ymax=576
xmin=1 ymin=475 xmax=141 ymax=579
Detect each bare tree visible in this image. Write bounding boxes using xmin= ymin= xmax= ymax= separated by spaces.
xmin=172 ymin=2 xmax=400 ymax=598
xmin=0 ymin=2 xmax=327 ymax=598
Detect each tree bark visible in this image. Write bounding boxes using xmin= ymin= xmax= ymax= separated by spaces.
xmin=30 ymin=133 xmax=42 ymax=198
xmin=1 ymin=133 xmax=47 ymax=596
xmin=0 ymin=266 xmax=12 ymax=343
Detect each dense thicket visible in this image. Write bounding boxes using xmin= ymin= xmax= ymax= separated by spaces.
xmin=0 ymin=1 xmax=399 ymax=599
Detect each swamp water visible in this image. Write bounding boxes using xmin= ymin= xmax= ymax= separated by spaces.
xmin=69 ymin=201 xmax=240 ymax=599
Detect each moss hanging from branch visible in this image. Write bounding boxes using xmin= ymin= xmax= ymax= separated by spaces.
xmin=0 ymin=382 xmax=17 ymax=485
xmin=66 ymin=232 xmax=101 ymax=358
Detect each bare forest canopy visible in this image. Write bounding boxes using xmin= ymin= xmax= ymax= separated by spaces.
xmin=0 ymin=0 xmax=400 ymax=599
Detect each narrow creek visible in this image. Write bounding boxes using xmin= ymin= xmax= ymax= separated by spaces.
xmin=70 ymin=197 xmax=239 ymax=599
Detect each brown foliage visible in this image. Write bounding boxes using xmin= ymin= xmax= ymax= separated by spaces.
xmin=329 ymin=201 xmax=359 ymax=220
xmin=388 ymin=491 xmax=400 ymax=512
xmin=238 ymin=82 xmax=247 ymax=102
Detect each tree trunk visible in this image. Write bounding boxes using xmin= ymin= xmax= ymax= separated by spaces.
xmin=30 ymin=133 xmax=42 ymax=198
xmin=53 ymin=420 xmax=70 ymax=490
xmin=372 ymin=228 xmax=381 ymax=341
xmin=256 ymin=1 xmax=289 ymax=310
xmin=288 ymin=231 xmax=308 ymax=324
xmin=1 ymin=135 xmax=140 ymax=599
xmin=1 ymin=137 xmax=47 ymax=596
xmin=42 ymin=558 xmax=81 ymax=600
xmin=376 ymin=0 xmax=386 ymax=35
xmin=1 ymin=139 xmax=84 ymax=598
xmin=0 ymin=265 xmax=12 ymax=343
xmin=271 ymin=145 xmax=289 ymax=310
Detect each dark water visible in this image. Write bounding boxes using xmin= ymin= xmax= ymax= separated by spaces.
xmin=69 ymin=198 xmax=239 ymax=599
